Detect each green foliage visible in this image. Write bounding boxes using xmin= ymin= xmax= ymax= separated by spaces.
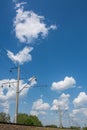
xmin=83 ymin=127 xmax=87 ymax=130
xmin=17 ymin=113 xmax=29 ymax=124
xmin=26 ymin=115 xmax=42 ymax=126
xmin=70 ymin=126 xmax=80 ymax=130
xmin=17 ymin=113 xmax=42 ymax=126
xmin=0 ymin=112 xmax=10 ymax=123
xmin=45 ymin=124 xmax=57 ymax=128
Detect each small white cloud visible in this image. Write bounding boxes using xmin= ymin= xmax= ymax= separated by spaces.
xmin=13 ymin=0 xmax=18 ymax=3
xmin=77 ymin=86 xmax=82 ymax=89
xmin=30 ymin=110 xmax=46 ymax=116
xmin=32 ymin=99 xmax=50 ymax=111
xmin=39 ymin=111 xmax=46 ymax=115
xmin=49 ymin=25 xmax=57 ymax=30
xmin=51 ymin=76 xmax=76 ymax=91
xmin=7 ymin=46 xmax=33 ymax=65
xmin=73 ymin=92 xmax=87 ymax=108
xmin=30 ymin=110 xmax=38 ymax=116
xmin=14 ymin=2 xmax=57 ymax=43
xmin=51 ymin=93 xmax=70 ymax=111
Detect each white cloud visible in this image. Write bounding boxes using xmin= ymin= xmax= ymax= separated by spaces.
xmin=13 ymin=2 xmax=57 ymax=43
xmin=30 ymin=110 xmax=38 ymax=116
xmin=31 ymin=99 xmax=50 ymax=116
xmin=0 ymin=102 xmax=9 ymax=114
xmin=30 ymin=110 xmax=46 ymax=116
xmin=13 ymin=0 xmax=18 ymax=3
xmin=32 ymin=99 xmax=50 ymax=111
xmin=49 ymin=25 xmax=57 ymax=30
xmin=73 ymin=92 xmax=87 ymax=108
xmin=78 ymin=86 xmax=82 ymax=89
xmin=69 ymin=108 xmax=87 ymax=127
xmin=51 ymin=93 xmax=70 ymax=111
xmin=7 ymin=46 xmax=33 ymax=65
xmin=70 ymin=92 xmax=87 ymax=127
xmin=51 ymin=76 xmax=76 ymax=91
xmin=72 ymin=108 xmax=87 ymax=116
xmin=0 ymin=77 xmax=36 ymax=113
xmin=15 ymin=2 xmax=27 ymax=9
xmin=39 ymin=111 xmax=46 ymax=115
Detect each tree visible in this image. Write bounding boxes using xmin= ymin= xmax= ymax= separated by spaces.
xmin=17 ymin=113 xmax=29 ymax=124
xmin=0 ymin=112 xmax=10 ymax=123
xmin=17 ymin=113 xmax=42 ymax=126
xmin=28 ymin=115 xmax=42 ymax=126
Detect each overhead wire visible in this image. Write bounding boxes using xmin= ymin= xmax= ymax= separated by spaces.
xmin=0 ymin=48 xmax=17 ymax=80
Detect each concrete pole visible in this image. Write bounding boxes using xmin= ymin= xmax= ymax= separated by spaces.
xmin=15 ymin=65 xmax=20 ymax=123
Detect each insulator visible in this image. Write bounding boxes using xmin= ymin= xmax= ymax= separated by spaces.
xmin=1 ymin=85 xmax=3 ymax=88
xmin=9 ymin=84 xmax=11 ymax=87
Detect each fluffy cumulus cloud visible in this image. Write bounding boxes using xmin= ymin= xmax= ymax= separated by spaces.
xmin=70 ymin=92 xmax=87 ymax=126
xmin=51 ymin=93 xmax=70 ymax=111
xmin=0 ymin=77 xmax=36 ymax=113
xmin=73 ymin=92 xmax=87 ymax=108
xmin=51 ymin=76 xmax=76 ymax=91
xmin=7 ymin=46 xmax=33 ymax=65
xmin=70 ymin=107 xmax=87 ymax=127
xmin=31 ymin=98 xmax=50 ymax=116
xmin=14 ymin=2 xmax=57 ymax=43
xmin=32 ymin=99 xmax=50 ymax=111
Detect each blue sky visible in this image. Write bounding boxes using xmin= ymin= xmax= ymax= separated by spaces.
xmin=0 ymin=0 xmax=87 ymax=127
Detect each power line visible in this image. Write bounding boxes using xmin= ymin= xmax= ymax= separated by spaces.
xmin=0 ymin=48 xmax=14 ymax=67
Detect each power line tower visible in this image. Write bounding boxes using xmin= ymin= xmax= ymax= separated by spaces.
xmin=63 ymin=109 xmax=72 ymax=127
xmin=58 ymin=105 xmax=63 ymax=128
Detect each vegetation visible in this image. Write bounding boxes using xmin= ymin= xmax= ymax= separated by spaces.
xmin=17 ymin=113 xmax=42 ymax=126
xmin=45 ymin=124 xmax=57 ymax=128
xmin=0 ymin=112 xmax=10 ymax=123
xmin=0 ymin=112 xmax=42 ymax=127
xmin=70 ymin=126 xmax=80 ymax=130
xmin=83 ymin=127 xmax=87 ymax=130
xmin=17 ymin=113 xmax=29 ymax=124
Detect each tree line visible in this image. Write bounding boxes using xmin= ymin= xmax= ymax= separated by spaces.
xmin=0 ymin=112 xmax=42 ymax=126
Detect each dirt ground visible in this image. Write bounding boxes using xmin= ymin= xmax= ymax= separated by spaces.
xmin=0 ymin=124 xmax=60 ymax=130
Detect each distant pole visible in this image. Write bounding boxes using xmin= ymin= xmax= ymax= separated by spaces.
xmin=15 ymin=65 xmax=20 ymax=123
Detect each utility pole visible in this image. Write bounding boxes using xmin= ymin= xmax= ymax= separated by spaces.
xmin=14 ymin=65 xmax=20 ymax=123
xmin=1 ymin=65 xmax=37 ymax=124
